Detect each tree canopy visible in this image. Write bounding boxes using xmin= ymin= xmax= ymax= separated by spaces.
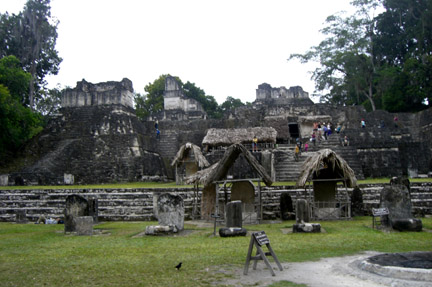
xmin=0 ymin=56 xmax=42 ymax=163
xmin=289 ymin=0 xmax=431 ymax=112
xmin=0 ymin=0 xmax=62 ymax=110
xmin=135 ymin=75 xmax=246 ymax=120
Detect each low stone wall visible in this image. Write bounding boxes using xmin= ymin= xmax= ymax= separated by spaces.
xmin=1 ymin=183 xmax=431 ymax=222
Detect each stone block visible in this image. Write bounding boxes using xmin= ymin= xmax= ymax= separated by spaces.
xmin=293 ymin=223 xmax=321 ymax=233
xmin=392 ymin=218 xmax=422 ymax=232
xmin=226 ymin=201 xmax=242 ymax=228
xmin=157 ymin=193 xmax=184 ymax=232
xmin=75 ymin=216 xmax=93 ymax=235
xmin=0 ymin=174 xmax=8 ymax=186
xmin=219 ymin=227 xmax=248 ymax=237
xmin=15 ymin=210 xmax=28 ymax=223
xmin=145 ymin=225 xmax=175 ymax=235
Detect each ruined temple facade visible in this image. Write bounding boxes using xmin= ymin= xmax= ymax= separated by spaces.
xmin=255 ymin=83 xmax=313 ymax=105
xmin=62 ymin=78 xmax=135 ymax=108
xmin=1 ymin=78 xmax=432 ymax=185
xmin=162 ymin=76 xmax=207 ymax=120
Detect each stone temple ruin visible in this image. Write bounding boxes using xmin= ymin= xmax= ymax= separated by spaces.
xmin=1 ymin=76 xmax=432 ymax=187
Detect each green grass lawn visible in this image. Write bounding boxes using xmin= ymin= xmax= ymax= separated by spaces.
xmin=1 ymin=177 xmax=431 ymax=190
xmin=1 ymin=217 xmax=431 ymax=287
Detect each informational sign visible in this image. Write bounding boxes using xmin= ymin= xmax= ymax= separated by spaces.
xmin=253 ymin=231 xmax=270 ymax=246
xmin=372 ymin=207 xmax=389 ymax=216
xmin=244 ymin=231 xmax=282 ymax=276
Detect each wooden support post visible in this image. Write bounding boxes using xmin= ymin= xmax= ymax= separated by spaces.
xmin=244 ymin=231 xmax=282 ymax=276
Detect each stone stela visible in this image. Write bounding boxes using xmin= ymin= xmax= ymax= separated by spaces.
xmin=244 ymin=231 xmax=283 ymax=276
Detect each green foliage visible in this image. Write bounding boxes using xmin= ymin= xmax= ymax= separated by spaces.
xmin=220 ymin=96 xmax=245 ymax=112
xmin=0 ymin=0 xmax=62 ymax=110
xmin=0 ymin=55 xmax=30 ymax=102
xmin=290 ymin=0 xmax=431 ymax=112
xmin=0 ymin=56 xmax=43 ymax=162
xmin=0 ymin=218 xmax=431 ymax=286
xmin=136 ymin=75 xmax=229 ymax=120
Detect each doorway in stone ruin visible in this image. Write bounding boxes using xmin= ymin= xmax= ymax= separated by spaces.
xmin=288 ymin=123 xmax=300 ymax=141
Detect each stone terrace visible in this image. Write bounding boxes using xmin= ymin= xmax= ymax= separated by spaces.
xmin=1 ymin=183 xmax=431 ymax=222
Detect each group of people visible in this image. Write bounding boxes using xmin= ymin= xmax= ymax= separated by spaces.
xmin=311 ymin=121 xmax=337 ymax=144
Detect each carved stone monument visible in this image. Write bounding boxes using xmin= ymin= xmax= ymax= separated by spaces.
xmin=280 ymin=192 xmax=295 ymax=220
xmin=380 ymin=182 xmax=422 ymax=231
xmin=219 ymin=200 xmax=247 ymax=237
xmin=146 ymin=193 xmax=184 ymax=235
xmin=64 ymin=194 xmax=97 ymax=233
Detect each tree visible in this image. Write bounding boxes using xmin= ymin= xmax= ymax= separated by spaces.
xmin=0 ymin=56 xmax=42 ymax=162
xmin=289 ymin=10 xmax=379 ymax=110
xmin=0 ymin=0 xmax=62 ymax=110
xmin=290 ymin=0 xmax=431 ymax=112
xmin=136 ymin=75 xmax=223 ymax=119
xmin=220 ymin=96 xmax=245 ymax=112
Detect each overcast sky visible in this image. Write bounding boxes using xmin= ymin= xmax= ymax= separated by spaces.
xmin=2 ymin=0 xmax=356 ymax=104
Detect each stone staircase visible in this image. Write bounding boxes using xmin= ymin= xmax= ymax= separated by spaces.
xmin=156 ymin=129 xmax=180 ymax=159
xmin=274 ymin=147 xmax=316 ymax=182
xmin=274 ymin=132 xmax=365 ymax=181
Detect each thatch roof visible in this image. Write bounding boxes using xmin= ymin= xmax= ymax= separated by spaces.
xmin=171 ymin=142 xmax=210 ymax=168
xmin=186 ymin=143 xmax=273 ymax=187
xmin=202 ymin=127 xmax=277 ymax=147
xmin=296 ymin=149 xmax=357 ymax=188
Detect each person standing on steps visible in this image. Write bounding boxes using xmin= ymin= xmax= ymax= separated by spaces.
xmin=361 ymin=119 xmax=366 ymax=128
xmin=156 ymin=128 xmax=160 ymax=140
xmin=252 ymin=135 xmax=258 ymax=152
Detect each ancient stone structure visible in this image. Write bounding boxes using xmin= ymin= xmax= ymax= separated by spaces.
xmin=162 ymin=76 xmax=207 ymax=120
xmin=1 ymin=183 xmax=432 ymax=222
xmin=255 ymin=83 xmax=313 ymax=106
xmin=379 ymin=183 xmax=422 ymax=231
xmin=156 ymin=193 xmax=184 ymax=232
xmin=62 ymin=78 xmax=134 ymax=108
xmin=64 ymin=194 xmax=95 ymax=233
xmin=2 ymin=79 xmax=167 ymax=185
xmin=0 ymin=77 xmax=431 ymax=187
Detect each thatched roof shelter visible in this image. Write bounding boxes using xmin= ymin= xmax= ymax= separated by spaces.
xmin=202 ymin=127 xmax=277 ymax=147
xmin=186 ymin=143 xmax=273 ymax=187
xmin=296 ymin=149 xmax=357 ymax=188
xmin=171 ymin=142 xmax=210 ymax=168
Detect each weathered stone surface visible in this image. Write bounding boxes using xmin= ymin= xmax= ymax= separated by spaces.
xmin=75 ymin=216 xmax=93 ymax=236
xmin=351 ymin=187 xmax=364 ymax=216
xmin=391 ymin=218 xmax=422 ymax=232
xmin=226 ymin=201 xmax=243 ymax=228
xmin=15 ymin=209 xmax=28 ymax=223
xmin=157 ymin=193 xmax=184 ymax=232
xmin=380 ymin=184 xmax=422 ymax=231
xmin=219 ymin=227 xmax=247 ymax=237
xmin=293 ymin=223 xmax=321 ymax=233
xmin=296 ymin=199 xmax=309 ymax=223
xmin=145 ymin=225 xmax=175 ymax=235
xmin=64 ymin=194 xmax=90 ymax=232
xmin=280 ymin=192 xmax=295 ymax=220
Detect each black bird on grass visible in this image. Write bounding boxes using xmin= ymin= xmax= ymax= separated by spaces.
xmin=175 ymin=262 xmax=182 ymax=271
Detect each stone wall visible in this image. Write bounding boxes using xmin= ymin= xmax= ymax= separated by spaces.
xmin=62 ymin=78 xmax=134 ymax=109
xmin=1 ymin=183 xmax=431 ymax=222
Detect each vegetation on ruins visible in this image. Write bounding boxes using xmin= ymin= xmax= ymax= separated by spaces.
xmin=0 ymin=217 xmax=431 ymax=286
xmin=135 ymin=74 xmax=247 ymax=120
xmin=289 ymin=0 xmax=432 ymax=112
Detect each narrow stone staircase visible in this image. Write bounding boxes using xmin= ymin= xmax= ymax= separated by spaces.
xmin=156 ymin=129 xmax=180 ymax=159
xmin=274 ymin=147 xmax=317 ymax=182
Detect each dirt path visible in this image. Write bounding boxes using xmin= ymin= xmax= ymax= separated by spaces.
xmin=221 ymin=251 xmax=430 ymax=287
